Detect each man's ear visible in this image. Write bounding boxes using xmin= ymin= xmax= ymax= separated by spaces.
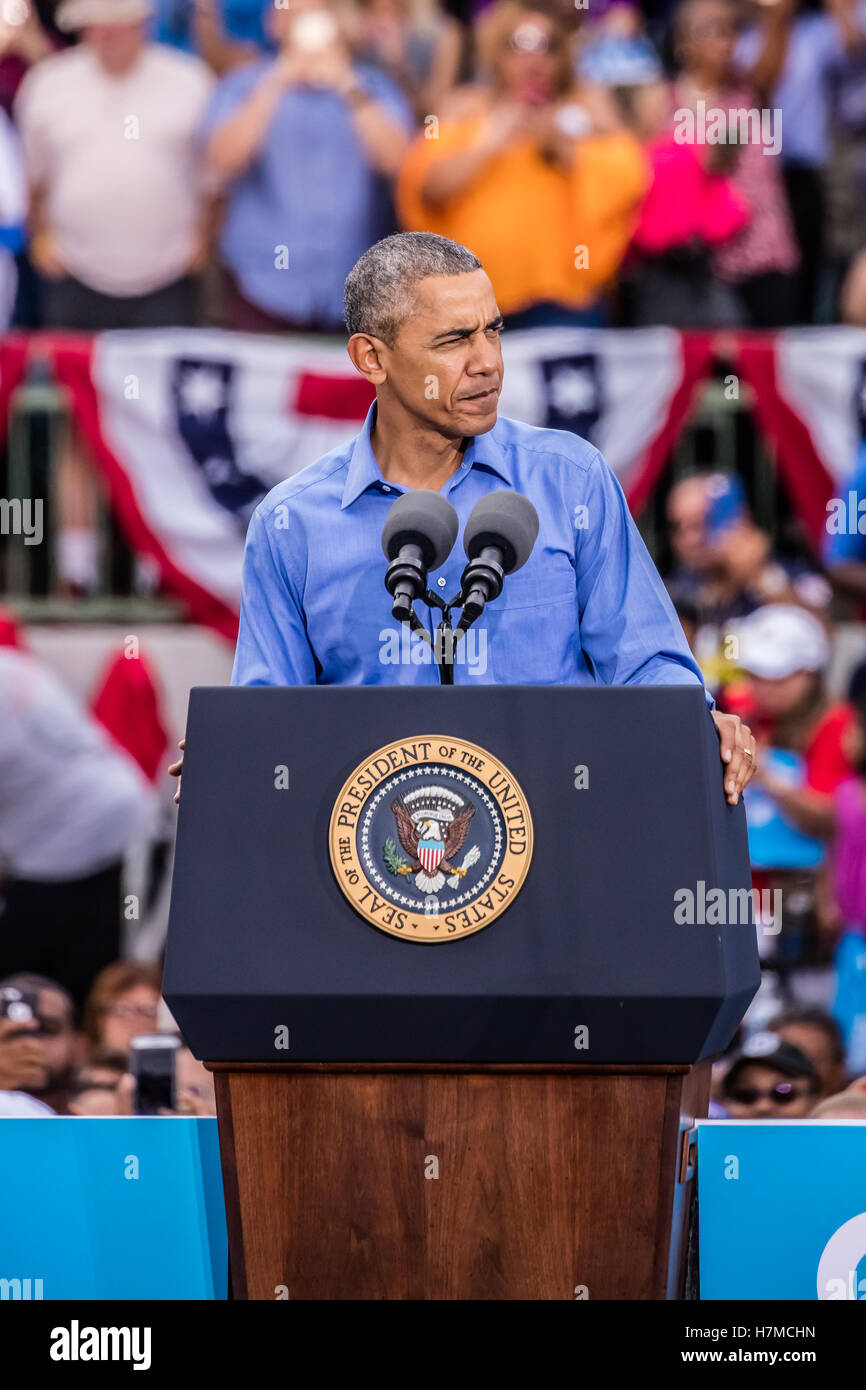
xmin=347 ymin=332 xmax=388 ymax=386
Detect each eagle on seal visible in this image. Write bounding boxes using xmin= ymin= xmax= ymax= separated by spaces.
xmin=390 ymin=797 xmax=475 ymax=884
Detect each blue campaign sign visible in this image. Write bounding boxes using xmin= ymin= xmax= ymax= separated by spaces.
xmin=0 ymin=1118 xmax=227 ymax=1300
xmin=698 ymin=1121 xmax=866 ymax=1300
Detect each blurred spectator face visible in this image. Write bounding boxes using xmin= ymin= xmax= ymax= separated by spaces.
xmin=746 ymin=668 xmax=817 ymax=719
xmin=604 ymin=2 xmax=642 ymax=38
xmin=495 ymin=11 xmax=566 ymax=103
xmin=708 ymin=520 xmax=773 ymax=587
xmin=0 ymin=1016 xmax=47 ymax=1092
xmin=676 ymin=0 xmax=736 ymax=82
xmin=721 ymin=1032 xmax=818 ymax=1117
xmin=84 ymin=20 xmax=147 ymax=73
xmin=98 ymin=984 xmax=161 ymax=1054
xmin=0 ymin=977 xmax=79 ymax=1098
xmin=775 ymin=1021 xmax=847 ymax=1098
xmin=667 ymin=476 xmax=709 ymax=571
xmin=33 ymin=985 xmax=79 ymax=1094
xmin=724 ymin=1062 xmax=816 ymax=1117
xmin=84 ymin=961 xmax=163 ymax=1055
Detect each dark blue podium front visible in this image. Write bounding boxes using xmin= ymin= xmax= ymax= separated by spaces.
xmin=164 ymin=685 xmax=759 ymax=1064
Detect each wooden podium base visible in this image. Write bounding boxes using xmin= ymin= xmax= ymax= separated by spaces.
xmin=210 ymin=1061 xmax=710 ymax=1301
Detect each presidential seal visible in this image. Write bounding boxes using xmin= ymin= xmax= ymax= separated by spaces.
xmin=329 ymin=736 xmax=533 ymax=942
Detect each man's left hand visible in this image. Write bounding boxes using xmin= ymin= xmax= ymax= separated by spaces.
xmin=712 ymin=711 xmax=756 ymax=806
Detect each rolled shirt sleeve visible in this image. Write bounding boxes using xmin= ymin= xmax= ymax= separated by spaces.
xmin=231 ymin=503 xmax=318 ymax=686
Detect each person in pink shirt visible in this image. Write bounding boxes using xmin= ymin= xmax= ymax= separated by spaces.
xmin=631 ymin=0 xmax=799 ymax=327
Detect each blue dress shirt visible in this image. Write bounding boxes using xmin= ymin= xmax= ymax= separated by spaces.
xmin=231 ymin=406 xmax=708 ymax=691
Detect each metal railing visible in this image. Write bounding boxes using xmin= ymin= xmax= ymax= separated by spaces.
xmin=0 ymin=362 xmax=802 ymax=625
xmin=1 ymin=362 xmax=183 ymax=623
xmin=637 ymin=372 xmax=792 ymax=565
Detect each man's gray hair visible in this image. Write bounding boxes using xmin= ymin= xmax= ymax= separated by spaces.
xmin=344 ymin=232 xmax=482 ymax=345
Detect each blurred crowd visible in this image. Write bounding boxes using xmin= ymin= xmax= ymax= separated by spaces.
xmin=663 ymin=468 xmax=866 ymax=1110
xmin=0 ymin=0 xmax=863 ymax=332
xmin=0 ymin=962 xmax=216 ymax=1115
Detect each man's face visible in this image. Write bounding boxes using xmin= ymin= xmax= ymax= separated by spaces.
xmin=776 ymin=1023 xmax=845 ymax=1099
xmin=99 ymin=983 xmax=161 ymax=1055
xmin=724 ymin=1063 xmax=815 ymax=1118
xmin=680 ymin=0 xmax=737 ymax=78
xmin=496 ymin=13 xmax=562 ymax=104
xmin=667 ymin=478 xmax=709 ymax=570
xmin=380 ymin=270 xmax=504 ymax=440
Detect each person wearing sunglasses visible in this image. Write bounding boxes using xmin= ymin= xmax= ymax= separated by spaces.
xmin=720 ymin=1031 xmax=819 ymax=1118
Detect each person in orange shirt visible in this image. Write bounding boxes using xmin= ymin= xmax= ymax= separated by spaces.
xmin=396 ymin=1 xmax=649 ymax=327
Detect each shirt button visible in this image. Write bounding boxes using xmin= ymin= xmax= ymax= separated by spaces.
xmin=437 ymin=577 xmax=446 ymax=589
xmin=381 ymin=484 xmax=392 ymax=493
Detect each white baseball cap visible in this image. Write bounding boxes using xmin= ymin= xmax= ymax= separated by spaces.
xmin=734 ymin=604 xmax=830 ymax=680
xmin=56 ymin=0 xmax=153 ymax=31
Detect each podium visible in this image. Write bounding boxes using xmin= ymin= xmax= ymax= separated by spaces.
xmin=164 ymin=685 xmax=759 ymax=1300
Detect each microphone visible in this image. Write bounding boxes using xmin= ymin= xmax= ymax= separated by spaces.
xmin=457 ymin=490 xmax=539 ymax=630
xmin=381 ymin=489 xmax=459 ymax=624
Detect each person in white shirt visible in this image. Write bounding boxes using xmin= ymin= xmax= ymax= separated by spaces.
xmin=14 ymin=0 xmax=215 ymax=592
xmin=15 ymin=0 xmax=214 ymax=328
xmin=0 ymin=646 xmax=157 ymax=1007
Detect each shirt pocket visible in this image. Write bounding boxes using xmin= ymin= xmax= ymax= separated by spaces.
xmin=489 ymin=546 xmax=576 ymax=611
xmin=478 ymin=578 xmax=578 ymax=684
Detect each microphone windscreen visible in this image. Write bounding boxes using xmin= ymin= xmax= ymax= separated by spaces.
xmin=381 ymin=489 xmax=459 ymax=569
xmin=463 ymin=490 xmax=540 ymax=573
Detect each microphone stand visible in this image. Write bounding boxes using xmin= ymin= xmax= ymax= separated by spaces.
xmin=400 ymin=589 xmax=466 ymax=686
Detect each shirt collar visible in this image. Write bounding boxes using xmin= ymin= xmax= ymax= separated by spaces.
xmin=340 ymin=402 xmax=514 ymax=510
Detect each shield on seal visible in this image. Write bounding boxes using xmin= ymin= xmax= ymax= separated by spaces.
xmin=418 ymin=837 xmax=445 ymax=875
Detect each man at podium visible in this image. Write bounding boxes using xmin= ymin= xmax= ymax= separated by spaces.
xmin=179 ymin=231 xmax=756 ymax=805
xmin=165 ymin=243 xmax=763 ymax=1307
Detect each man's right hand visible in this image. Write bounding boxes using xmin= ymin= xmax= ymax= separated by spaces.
xmin=168 ymin=738 xmax=185 ymax=805
xmin=0 ymin=1016 xmax=46 ymax=1092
